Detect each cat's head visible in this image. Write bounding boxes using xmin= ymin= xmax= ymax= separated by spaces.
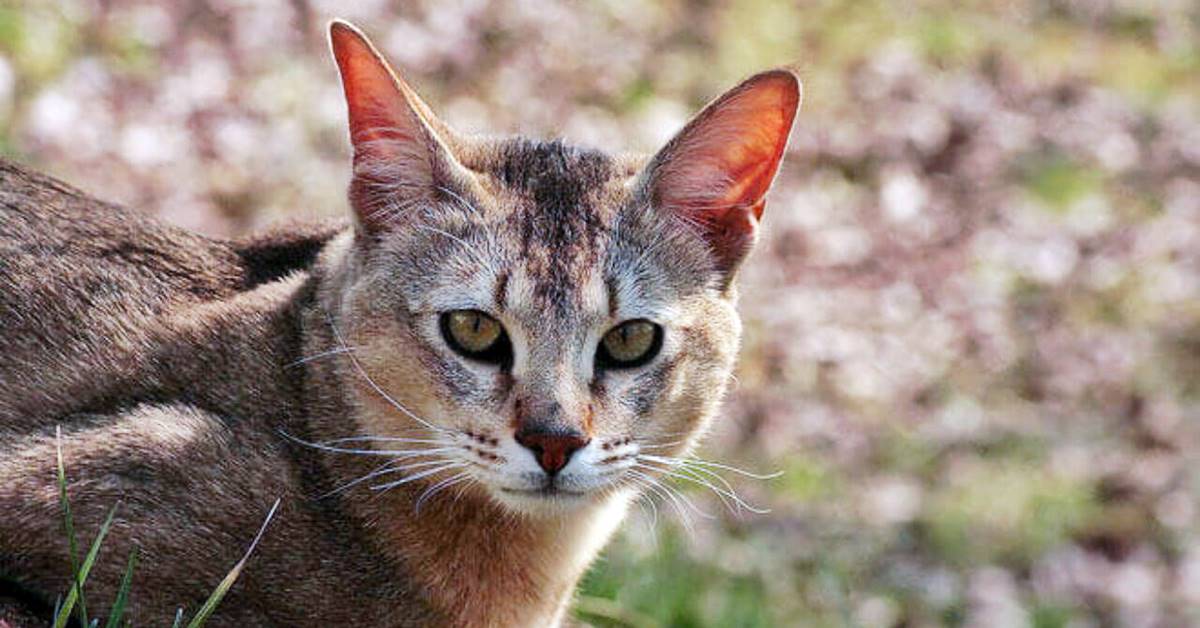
xmin=321 ymin=21 xmax=798 ymax=516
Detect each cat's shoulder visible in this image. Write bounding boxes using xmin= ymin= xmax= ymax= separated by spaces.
xmin=0 ymin=159 xmax=347 ymax=424
xmin=0 ymin=158 xmax=244 ymax=295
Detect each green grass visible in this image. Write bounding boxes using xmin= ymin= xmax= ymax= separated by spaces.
xmin=52 ymin=427 xmax=279 ymax=627
xmin=578 ymin=528 xmax=780 ymax=628
xmin=922 ymin=461 xmax=1099 ymax=567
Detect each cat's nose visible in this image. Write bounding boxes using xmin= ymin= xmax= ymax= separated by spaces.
xmin=515 ymin=428 xmax=589 ymax=475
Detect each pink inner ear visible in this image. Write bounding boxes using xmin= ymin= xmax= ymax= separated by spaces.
xmin=656 ymin=71 xmax=799 ymax=220
xmin=650 ymin=70 xmax=800 ymax=274
xmin=330 ymin=23 xmax=427 ymax=165
xmin=331 ymin=22 xmax=450 ymax=232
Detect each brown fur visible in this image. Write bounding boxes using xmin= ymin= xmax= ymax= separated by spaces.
xmin=0 ymin=160 xmax=624 ymax=626
xmin=0 ymin=20 xmax=799 ymax=627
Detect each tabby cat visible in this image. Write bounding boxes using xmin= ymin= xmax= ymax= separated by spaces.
xmin=0 ymin=19 xmax=799 ymax=627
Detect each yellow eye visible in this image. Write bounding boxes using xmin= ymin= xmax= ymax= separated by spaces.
xmin=442 ymin=310 xmax=505 ymax=357
xmin=599 ymin=320 xmax=662 ymax=368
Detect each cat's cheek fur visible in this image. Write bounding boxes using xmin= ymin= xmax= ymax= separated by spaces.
xmin=649 ymin=297 xmax=742 ymax=455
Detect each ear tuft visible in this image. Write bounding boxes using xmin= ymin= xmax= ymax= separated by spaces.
xmin=642 ymin=69 xmax=801 ymax=279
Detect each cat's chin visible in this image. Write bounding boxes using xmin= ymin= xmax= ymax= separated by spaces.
xmin=490 ymin=486 xmax=599 ymax=517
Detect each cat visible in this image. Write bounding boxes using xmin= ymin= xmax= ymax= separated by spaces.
xmin=0 ymin=19 xmax=799 ymax=627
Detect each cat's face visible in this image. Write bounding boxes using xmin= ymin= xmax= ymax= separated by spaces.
xmin=324 ymin=22 xmax=798 ymax=516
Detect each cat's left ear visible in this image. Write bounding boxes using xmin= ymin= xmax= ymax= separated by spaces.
xmin=640 ymin=69 xmax=800 ymax=283
xmin=329 ymin=20 xmax=467 ymax=233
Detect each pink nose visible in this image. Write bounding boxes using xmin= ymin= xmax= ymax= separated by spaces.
xmin=515 ymin=429 xmax=589 ymax=474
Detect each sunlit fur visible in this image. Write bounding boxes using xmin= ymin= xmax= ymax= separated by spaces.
xmin=0 ymin=21 xmax=797 ymax=628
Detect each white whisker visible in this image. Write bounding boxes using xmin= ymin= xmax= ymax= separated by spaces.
xmin=323 ymin=311 xmax=451 ymax=435
xmin=637 ymin=459 xmax=770 ymax=515
xmin=414 ymin=471 xmax=473 ymax=513
xmin=627 ymin=469 xmax=707 ymax=534
xmin=371 ymin=462 xmax=468 ymax=493
xmin=319 ymin=457 xmax=446 ymax=499
xmin=641 ymin=454 xmax=782 ymax=480
xmin=675 ymin=462 xmax=769 ymax=514
xmin=286 ymin=346 xmax=359 ymax=368
xmin=621 ymin=474 xmax=660 ymax=527
xmin=629 ymin=467 xmax=712 ymax=520
xmin=280 ymin=431 xmax=457 ymax=458
xmin=316 ymin=435 xmax=455 ymax=447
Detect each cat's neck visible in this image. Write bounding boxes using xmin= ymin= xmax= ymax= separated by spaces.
xmin=367 ymin=479 xmax=629 ymax=626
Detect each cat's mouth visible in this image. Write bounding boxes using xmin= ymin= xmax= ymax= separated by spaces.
xmin=499 ymin=485 xmax=588 ymax=499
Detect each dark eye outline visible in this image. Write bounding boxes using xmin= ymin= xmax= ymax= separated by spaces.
xmin=439 ymin=310 xmax=513 ymax=367
xmin=595 ymin=319 xmax=664 ymax=370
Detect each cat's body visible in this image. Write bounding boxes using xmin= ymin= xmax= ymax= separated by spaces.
xmin=0 ymin=156 xmax=626 ymax=627
xmin=0 ymin=20 xmax=799 ymax=627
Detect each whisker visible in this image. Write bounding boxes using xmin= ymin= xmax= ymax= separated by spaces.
xmin=650 ymin=479 xmax=703 ymax=537
xmin=637 ymin=459 xmax=770 ymax=515
xmin=674 ymin=462 xmax=769 ymax=515
xmin=280 ymin=431 xmax=457 ymax=458
xmin=371 ymin=462 xmax=468 ymax=492
xmin=627 ymin=469 xmax=708 ymax=532
xmin=316 ymin=435 xmax=455 ymax=447
xmin=621 ymin=474 xmax=660 ymax=528
xmin=450 ymin=476 xmax=478 ymax=506
xmin=318 ymin=457 xmax=450 ymax=499
xmin=286 ymin=346 xmax=358 ymax=369
xmin=640 ymin=454 xmax=783 ymax=480
xmin=323 ymin=311 xmax=451 ymax=435
xmin=625 ymin=471 xmax=676 ymax=523
xmin=320 ymin=458 xmax=396 ymax=499
xmin=638 ymin=460 xmax=741 ymax=514
xmin=629 ymin=467 xmax=714 ymax=520
xmin=414 ymin=471 xmax=473 ymax=513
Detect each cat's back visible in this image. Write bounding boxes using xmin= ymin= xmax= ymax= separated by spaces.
xmin=0 ymin=159 xmax=247 ymax=326
xmin=0 ymin=159 xmax=340 ymax=426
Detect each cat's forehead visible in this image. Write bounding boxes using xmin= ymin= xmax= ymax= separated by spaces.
xmin=465 ymin=138 xmax=640 ymax=314
xmin=470 ymin=138 xmax=632 ymax=218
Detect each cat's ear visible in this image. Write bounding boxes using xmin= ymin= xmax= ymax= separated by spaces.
xmin=640 ymin=69 xmax=800 ymax=281
xmin=329 ymin=20 xmax=462 ymax=233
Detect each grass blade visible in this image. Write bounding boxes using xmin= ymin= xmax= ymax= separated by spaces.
xmin=54 ymin=426 xmax=88 ymax=628
xmin=104 ymin=548 xmax=138 ymax=628
xmin=56 ymin=502 xmax=120 ymax=628
xmin=185 ymin=497 xmax=280 ymax=628
xmin=573 ymin=595 xmax=662 ymax=628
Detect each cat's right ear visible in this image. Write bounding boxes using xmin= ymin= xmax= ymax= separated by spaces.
xmin=638 ymin=69 xmax=800 ymax=284
xmin=329 ymin=20 xmax=462 ymax=233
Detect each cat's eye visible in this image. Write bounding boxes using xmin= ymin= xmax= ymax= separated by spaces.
xmin=596 ymin=320 xmax=663 ymax=369
xmin=440 ymin=310 xmax=512 ymax=365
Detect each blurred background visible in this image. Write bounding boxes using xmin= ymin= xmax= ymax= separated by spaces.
xmin=2 ymin=1 xmax=1199 ymax=626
